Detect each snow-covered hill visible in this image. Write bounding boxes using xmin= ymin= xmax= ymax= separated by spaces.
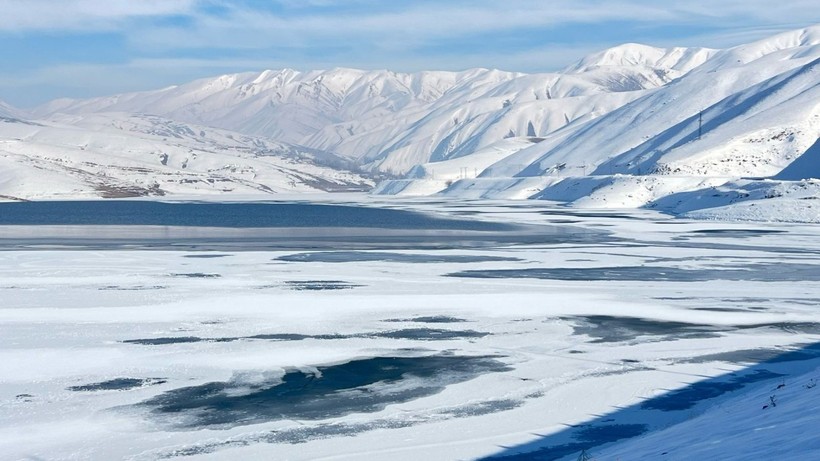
xmin=516 ymin=27 xmax=820 ymax=180
xmin=0 ymin=100 xmax=23 ymax=120
xmin=10 ymin=24 xmax=820 ymax=219
xmin=373 ymin=25 xmax=820 ymax=221
xmin=0 ymin=113 xmax=372 ymax=201
xmin=563 ymin=42 xmax=715 ymax=75
xmin=34 ymin=46 xmax=706 ymax=174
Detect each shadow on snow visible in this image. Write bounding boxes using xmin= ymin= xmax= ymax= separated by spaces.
xmin=480 ymin=342 xmax=820 ymax=460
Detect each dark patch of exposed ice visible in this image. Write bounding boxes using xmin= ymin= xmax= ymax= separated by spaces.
xmin=448 ymin=263 xmax=820 ymax=282
xmin=141 ymin=355 xmax=511 ymax=429
xmin=123 ymin=328 xmax=491 ymax=346
xmin=122 ymin=337 xmax=207 ymax=345
xmin=737 ymin=322 xmax=820 ymax=335
xmin=563 ymin=315 xmax=725 ymax=343
xmin=686 ymin=229 xmax=786 ymax=238
xmin=285 ymin=280 xmax=362 ymax=290
xmin=277 ymin=251 xmax=522 ymax=264
xmin=383 ymin=315 xmax=469 ymax=324
xmin=247 ymin=333 xmax=346 ymax=341
xmin=372 ymin=328 xmax=488 ymax=340
xmin=68 ymin=377 xmax=167 ymax=392
xmin=98 ymin=285 xmax=167 ymax=291
xmin=157 ymin=397 xmax=527 ymax=458
xmin=680 ymin=343 xmax=820 ymax=365
xmin=170 ymin=273 xmax=221 ymax=278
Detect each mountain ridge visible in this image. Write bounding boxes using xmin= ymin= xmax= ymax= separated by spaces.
xmin=32 ymin=39 xmax=717 ymax=174
xmin=6 ymin=24 xmax=820 ymax=220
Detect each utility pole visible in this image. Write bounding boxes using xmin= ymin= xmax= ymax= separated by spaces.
xmin=698 ymin=110 xmax=703 ymax=140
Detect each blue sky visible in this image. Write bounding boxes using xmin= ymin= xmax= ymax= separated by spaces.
xmin=1 ymin=0 xmax=818 ymax=108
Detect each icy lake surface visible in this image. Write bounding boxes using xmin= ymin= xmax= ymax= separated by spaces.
xmin=1 ymin=198 xmax=819 ymax=460
xmin=0 ymin=200 xmax=598 ymax=251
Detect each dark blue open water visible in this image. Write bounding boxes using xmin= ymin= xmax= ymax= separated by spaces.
xmin=0 ymin=201 xmax=510 ymax=230
xmin=0 ymin=200 xmax=601 ymax=250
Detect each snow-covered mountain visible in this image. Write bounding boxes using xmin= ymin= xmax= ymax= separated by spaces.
xmin=35 ymin=68 xmax=460 ymax=152
xmin=502 ymin=26 xmax=820 ymax=180
xmin=563 ymin=42 xmax=715 ymax=75
xmin=374 ymin=25 xmax=820 ymax=220
xmin=0 ymin=113 xmax=372 ymax=201
xmin=34 ymin=47 xmax=707 ymax=174
xmin=10 ymin=24 xmax=820 ymax=219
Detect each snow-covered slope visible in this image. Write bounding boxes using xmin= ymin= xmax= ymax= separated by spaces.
xmin=0 ymin=113 xmax=372 ymax=201
xmin=371 ymin=25 xmax=820 ymax=222
xmin=18 ymin=24 xmax=820 ymax=217
xmin=36 ymin=68 xmax=459 ymax=149
xmin=594 ymin=57 xmax=820 ymax=179
xmin=35 ymin=51 xmax=702 ymax=174
xmin=564 ymin=43 xmax=715 ymax=75
xmin=372 ymin=137 xmax=547 ymax=198
xmin=498 ymin=26 xmax=820 ymax=180
xmin=776 ymin=138 xmax=820 ymax=180
xmin=0 ymin=100 xmax=23 ymax=120
xmin=594 ymin=360 xmax=820 ymax=461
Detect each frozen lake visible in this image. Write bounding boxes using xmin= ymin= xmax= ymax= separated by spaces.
xmin=1 ymin=198 xmax=819 ymax=460
xmin=0 ymin=200 xmax=514 ymax=229
xmin=0 ymin=200 xmax=599 ymax=250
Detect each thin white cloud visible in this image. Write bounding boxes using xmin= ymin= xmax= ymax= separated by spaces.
xmin=132 ymin=1 xmax=671 ymax=47
xmin=122 ymin=1 xmax=682 ymax=58
xmin=0 ymin=41 xmax=615 ymax=108
xmin=0 ymin=0 xmax=197 ymax=31
xmin=1 ymin=0 xmax=818 ymax=106
xmin=120 ymin=1 xmax=820 ymax=55
xmin=2 ymin=0 xmax=817 ymax=39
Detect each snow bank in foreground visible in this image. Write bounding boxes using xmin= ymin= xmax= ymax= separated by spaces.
xmin=661 ymin=179 xmax=820 ymax=223
xmin=684 ymin=197 xmax=820 ymax=223
xmin=596 ymin=362 xmax=820 ymax=461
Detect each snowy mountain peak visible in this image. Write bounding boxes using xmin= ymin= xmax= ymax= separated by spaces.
xmin=702 ymin=24 xmax=820 ymax=71
xmin=31 ymin=63 xmax=674 ymax=174
xmin=565 ymin=43 xmax=716 ymax=74
xmin=760 ymin=24 xmax=820 ymax=50
xmin=20 ymin=23 xmax=820 ymax=188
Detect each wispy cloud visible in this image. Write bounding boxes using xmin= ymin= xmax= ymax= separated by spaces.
xmin=0 ymin=0 xmax=197 ymax=31
xmin=2 ymin=0 xmax=814 ymax=35
xmin=0 ymin=0 xmax=817 ymax=106
xmin=130 ymin=1 xmax=677 ymax=50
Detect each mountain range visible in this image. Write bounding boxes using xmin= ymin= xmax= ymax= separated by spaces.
xmin=1 ymin=24 xmax=818 ymax=219
xmin=0 ymin=112 xmax=372 ymax=200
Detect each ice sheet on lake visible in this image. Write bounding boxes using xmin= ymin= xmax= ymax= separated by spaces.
xmin=1 ymin=200 xmax=819 ymax=461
